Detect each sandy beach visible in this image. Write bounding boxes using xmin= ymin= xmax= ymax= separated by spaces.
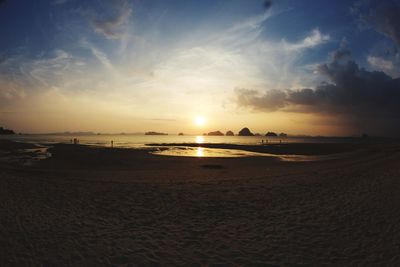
xmin=1 ymin=140 xmax=400 ymax=266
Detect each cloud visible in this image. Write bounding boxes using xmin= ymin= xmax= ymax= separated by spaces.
xmin=352 ymin=1 xmax=400 ymax=77
xmin=0 ymin=77 xmax=27 ymax=104
xmin=90 ymin=0 xmax=132 ymax=40
xmin=235 ymin=49 xmax=400 ymax=134
xmin=81 ymin=40 xmax=114 ymax=70
xmin=353 ymin=0 xmax=400 ymax=46
xmin=331 ymin=49 xmax=351 ymax=62
xmin=0 ymin=49 xmax=89 ymax=107
xmin=368 ymin=56 xmax=395 ymax=73
xmin=284 ymin=29 xmax=330 ymax=51
xmin=26 ymin=50 xmax=74 ymax=88
xmin=366 ymin=47 xmax=400 ymax=78
xmin=263 ymin=0 xmax=273 ymax=11
xmin=235 ymin=88 xmax=286 ymax=111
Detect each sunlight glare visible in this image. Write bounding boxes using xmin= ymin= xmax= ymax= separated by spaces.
xmin=196 ymin=147 xmax=204 ymax=157
xmin=194 ymin=116 xmax=206 ymax=126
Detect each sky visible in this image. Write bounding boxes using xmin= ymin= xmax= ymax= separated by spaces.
xmin=0 ymin=0 xmax=399 ymax=136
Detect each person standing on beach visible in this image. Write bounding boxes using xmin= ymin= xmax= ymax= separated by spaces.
xmin=111 ymin=140 xmax=114 ymax=148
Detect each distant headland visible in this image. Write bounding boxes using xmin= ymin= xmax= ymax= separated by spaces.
xmin=145 ymin=131 xmax=168 ymax=136
xmin=0 ymin=127 xmax=15 ymax=135
xmin=207 ymin=131 xmax=224 ymax=136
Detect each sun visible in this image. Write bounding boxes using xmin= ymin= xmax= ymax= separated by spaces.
xmin=194 ymin=116 xmax=206 ymax=126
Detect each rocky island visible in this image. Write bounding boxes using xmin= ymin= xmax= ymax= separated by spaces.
xmin=265 ymin=132 xmax=278 ymax=137
xmin=225 ymin=130 xmax=234 ymax=136
xmin=238 ymin=127 xmax=254 ymax=136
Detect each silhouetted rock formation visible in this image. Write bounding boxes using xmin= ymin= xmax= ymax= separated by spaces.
xmin=207 ymin=131 xmax=224 ymax=136
xmin=178 ymin=132 xmax=184 ymax=136
xmin=238 ymin=127 xmax=254 ymax=136
xmin=265 ymin=132 xmax=278 ymax=137
xmin=145 ymin=131 xmax=168 ymax=135
xmin=279 ymin=133 xmax=288 ymax=137
xmin=226 ymin=130 xmax=234 ymax=136
xmin=0 ymin=127 xmax=15 ymax=135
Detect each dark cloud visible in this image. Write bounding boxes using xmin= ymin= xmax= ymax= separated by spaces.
xmin=331 ymin=49 xmax=351 ymax=62
xmin=353 ymin=0 xmax=400 ymax=46
xmin=353 ymin=2 xmax=400 ymax=76
xmin=235 ymin=88 xmax=286 ymax=111
xmin=263 ymin=0 xmax=273 ymax=10
xmin=236 ymin=50 xmax=400 ymax=135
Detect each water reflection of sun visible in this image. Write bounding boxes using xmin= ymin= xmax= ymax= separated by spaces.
xmin=196 ymin=147 xmax=204 ymax=157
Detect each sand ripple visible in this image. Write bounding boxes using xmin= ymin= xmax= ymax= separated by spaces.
xmin=1 ymin=144 xmax=400 ymax=266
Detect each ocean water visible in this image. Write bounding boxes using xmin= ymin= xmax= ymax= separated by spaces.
xmin=0 ymin=134 xmax=361 ymax=148
xmin=0 ymin=134 xmax=368 ymax=159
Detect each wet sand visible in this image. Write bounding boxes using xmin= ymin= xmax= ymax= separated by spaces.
xmin=147 ymin=142 xmax=363 ymax=155
xmin=1 ymin=141 xmax=400 ymax=266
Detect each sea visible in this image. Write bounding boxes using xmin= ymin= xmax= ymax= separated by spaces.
xmin=0 ymin=133 xmax=364 ymax=148
xmin=0 ymin=133 xmax=378 ymax=159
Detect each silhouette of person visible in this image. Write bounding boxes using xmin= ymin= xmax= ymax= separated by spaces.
xmin=111 ymin=140 xmax=113 ymax=148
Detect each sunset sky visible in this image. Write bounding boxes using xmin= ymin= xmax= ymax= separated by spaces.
xmin=1 ymin=0 xmax=399 ymax=135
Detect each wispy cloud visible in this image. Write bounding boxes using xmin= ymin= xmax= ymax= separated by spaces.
xmin=0 ymin=48 xmax=88 ymax=106
xmin=26 ymin=50 xmax=75 ymax=88
xmin=90 ymin=0 xmax=132 ymax=40
xmin=80 ymin=40 xmax=114 ymax=71
xmin=284 ymin=29 xmax=330 ymax=51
